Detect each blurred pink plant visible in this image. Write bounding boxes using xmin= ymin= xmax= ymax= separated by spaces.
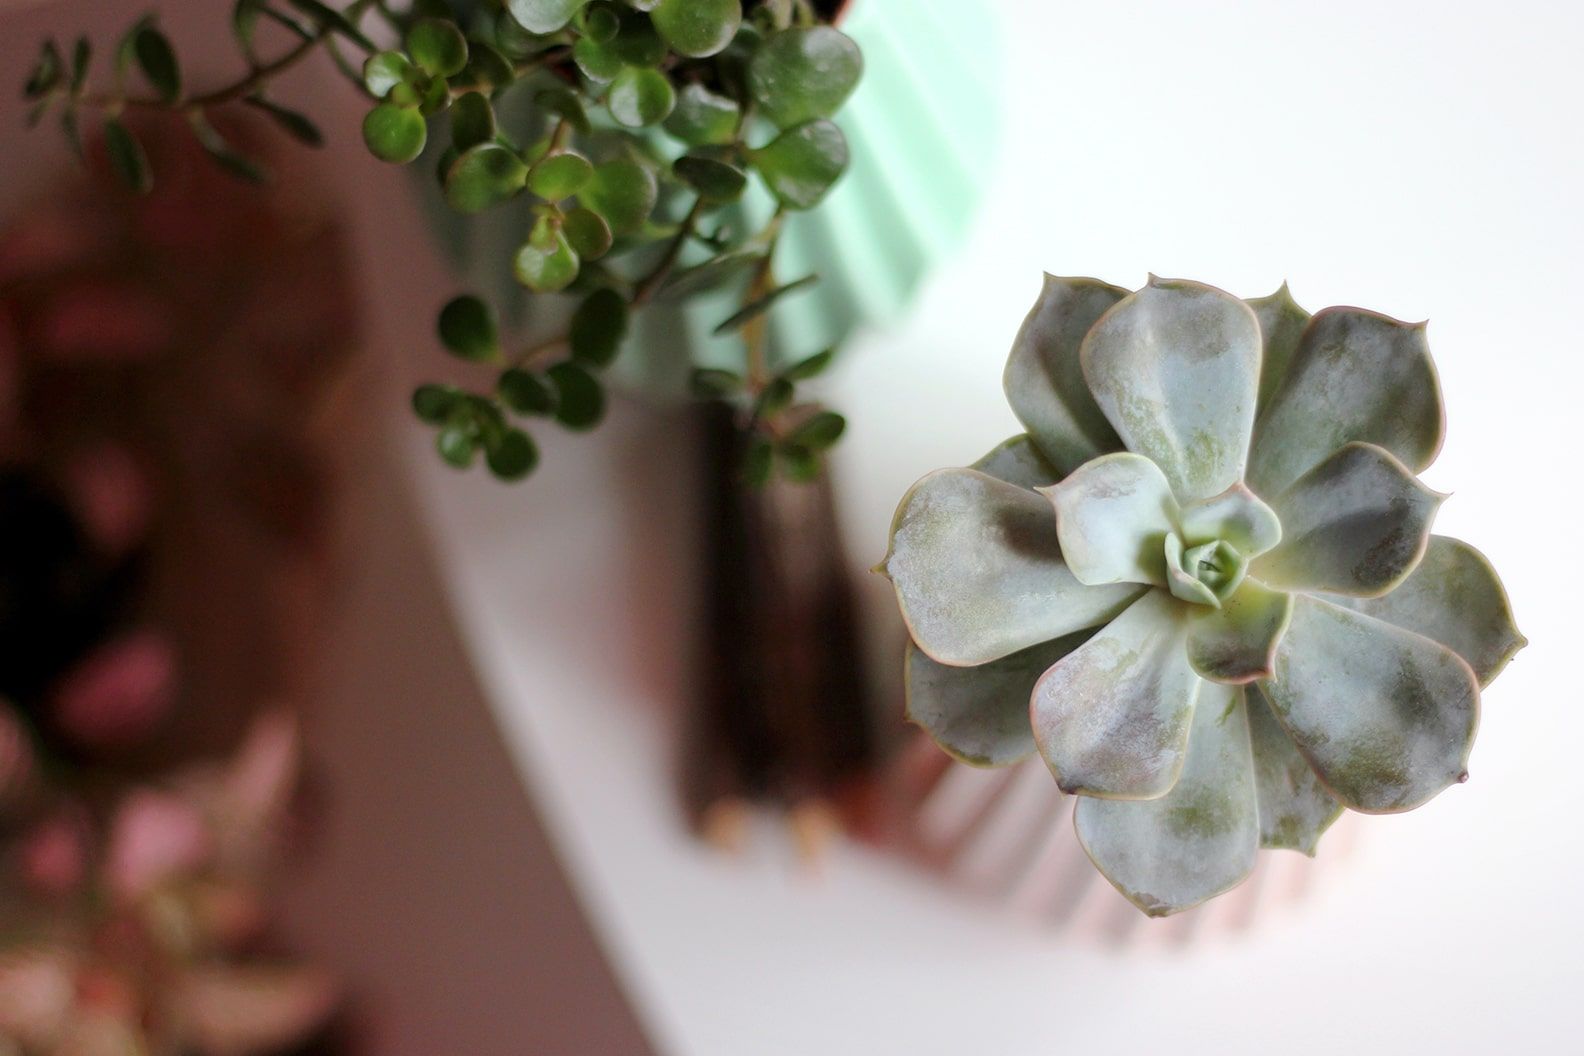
xmin=51 ymin=630 xmax=177 ymax=749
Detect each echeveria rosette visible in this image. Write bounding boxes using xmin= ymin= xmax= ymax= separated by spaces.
xmin=882 ymin=275 xmax=1525 ymax=917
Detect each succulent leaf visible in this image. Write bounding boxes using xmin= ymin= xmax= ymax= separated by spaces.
xmin=882 ymin=469 xmax=1142 ymax=666
xmin=971 ymin=435 xmax=1062 ymax=490
xmin=1340 ymin=535 xmax=1526 ymax=687
xmin=905 ymin=631 xmax=1092 ymax=769
xmin=1246 ymin=683 xmax=1342 ymax=854
xmin=1178 ymin=482 xmax=1281 ymax=558
xmin=1246 ymin=282 xmax=1311 ymax=412
xmin=1163 ymin=533 xmax=1224 ymax=608
xmin=1031 ymin=590 xmax=1200 ymax=799
xmin=1261 ymin=595 xmax=1479 ymax=813
xmin=1256 ymin=441 xmax=1444 ymax=597
xmin=1002 ymin=275 xmax=1127 ymax=474
xmin=1185 ymin=579 xmax=1293 ymax=684
xmin=1074 ymin=681 xmax=1258 ymax=916
xmin=1042 ymin=452 xmax=1178 ymax=588
xmin=1080 ymin=277 xmax=1262 ymax=503
xmin=1248 ymin=308 xmax=1444 ymax=496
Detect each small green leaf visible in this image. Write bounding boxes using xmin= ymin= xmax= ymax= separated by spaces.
xmin=780 ymin=348 xmax=833 ymax=381
xmin=528 ymin=151 xmax=593 ymax=200
xmin=787 ymin=410 xmax=845 ymax=450
xmin=486 ymin=428 xmax=539 ymax=480
xmin=754 ymin=376 xmax=794 ymax=418
xmin=103 ymin=117 xmax=152 ymax=193
xmin=189 ymin=111 xmax=267 ymax=182
xmin=24 ymin=40 xmax=62 ymax=99
xmin=444 ymin=142 xmax=528 ymax=211
xmin=286 ymin=0 xmax=375 ymax=50
xmin=413 ymin=383 xmax=462 ymax=423
xmin=778 ymin=442 xmax=821 ymax=482
xmin=748 ymin=27 xmax=862 ymax=129
xmin=548 ymin=362 xmax=604 ymax=429
xmin=244 ymin=96 xmax=324 ymax=147
xmin=577 ymin=159 xmax=657 ymax=235
xmin=743 ymin=435 xmax=773 ymax=486
xmin=714 ymin=273 xmax=818 ymax=335
xmin=450 ymin=91 xmax=496 ymax=150
xmin=406 ymin=17 xmax=469 ymax=78
xmin=133 ymin=22 xmax=181 ymax=101
xmin=513 ymin=227 xmax=580 ymax=291
xmin=572 ymin=37 xmax=622 ymax=83
xmin=582 ymin=3 xmax=620 ymax=42
xmin=233 ymin=0 xmax=265 ymax=55
xmin=69 ymin=36 xmax=91 ymax=92
xmin=362 ymin=103 xmax=428 ymax=163
xmin=438 ymin=294 xmax=499 ymax=361
xmin=534 ymin=87 xmax=591 ymax=133
xmin=569 ymin=288 xmax=628 ymax=368
xmin=673 ymin=151 xmax=746 ymax=202
xmin=363 ymin=51 xmax=414 ymax=98
xmin=652 ymin=0 xmax=740 ymax=58
xmin=689 ymin=367 xmax=743 ymax=399
xmin=460 ymin=38 xmax=515 ymax=89
xmin=562 ymin=207 xmax=613 ymax=260
xmin=607 ymin=66 xmax=675 ymax=128
xmin=507 ymin=0 xmax=587 ymax=33
xmin=664 ymin=83 xmax=739 ymax=145
xmin=437 ymin=425 xmax=477 ymax=468
xmin=608 ymin=10 xmax=666 ymax=66
xmin=499 ymin=368 xmax=556 ymax=415
xmin=749 ymin=119 xmax=847 ymax=209
xmin=659 ymin=250 xmax=762 ymax=299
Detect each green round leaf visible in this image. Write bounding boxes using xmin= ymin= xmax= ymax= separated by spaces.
xmin=461 ymin=38 xmax=516 ymax=89
xmin=570 ymin=288 xmax=629 ymax=368
xmin=103 ymin=117 xmax=152 ymax=193
xmin=438 ymin=294 xmax=499 ymax=361
xmin=547 ymin=362 xmax=605 ymax=430
xmin=778 ymin=442 xmax=821 ymax=482
xmin=413 ymin=383 xmax=462 ymax=423
xmin=787 ymin=409 xmax=845 ymax=450
xmin=535 ymin=87 xmax=591 ymax=133
xmin=748 ymin=27 xmax=862 ymax=129
xmin=513 ymin=229 xmax=580 ymax=292
xmin=754 ymin=376 xmax=794 ymax=417
xmin=664 ymin=83 xmax=739 ymax=145
xmin=608 ymin=66 xmax=675 ymax=128
xmin=577 ymin=159 xmax=657 ymax=235
xmin=652 ymin=0 xmax=740 ymax=58
xmin=450 ymin=91 xmax=496 ymax=151
xmin=582 ymin=3 xmax=620 ymax=42
xmin=133 ymin=23 xmax=181 ymax=102
xmin=363 ymin=50 xmax=414 ymax=98
xmin=528 ymin=151 xmax=594 ymax=200
xmin=418 ymin=74 xmax=452 ymax=115
xmin=499 ymin=368 xmax=556 ymax=415
xmin=572 ymin=37 xmax=622 ymax=83
xmin=749 ymin=119 xmax=848 ymax=210
xmin=507 ymin=0 xmax=587 ymax=34
xmin=406 ymin=17 xmax=469 ymax=78
xmin=562 ymin=207 xmax=613 ymax=260
xmin=363 ymin=103 xmax=428 ymax=163
xmin=486 ymin=429 xmax=539 ymax=480
xmin=437 ymin=426 xmax=478 ymax=468
xmin=608 ymin=10 xmax=666 ymax=65
xmin=689 ymin=367 xmax=743 ymax=399
xmin=445 ymin=142 xmax=528 ymax=212
xmin=673 ymin=151 xmax=746 ymax=202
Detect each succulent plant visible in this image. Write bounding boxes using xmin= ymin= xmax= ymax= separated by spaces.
xmin=881 ymin=275 xmax=1524 ymax=917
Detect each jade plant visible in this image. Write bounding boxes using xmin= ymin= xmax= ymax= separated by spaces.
xmin=20 ymin=0 xmax=861 ymax=484
xmin=883 ymin=275 xmax=1524 ymax=916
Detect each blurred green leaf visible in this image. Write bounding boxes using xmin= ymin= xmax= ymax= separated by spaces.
xmin=528 ymin=151 xmax=593 ymax=200
xmin=438 ymin=294 xmax=499 ymax=360
xmin=652 ymin=0 xmax=740 ymax=58
xmin=578 ymin=158 xmax=657 ymax=235
xmin=754 ymin=376 xmax=794 ymax=418
xmin=413 ymin=383 xmax=462 ymax=423
xmin=103 ymin=117 xmax=152 ymax=193
xmin=689 ymin=367 xmax=743 ymax=399
xmin=572 ymin=37 xmax=622 ymax=83
xmin=132 ymin=21 xmax=181 ymax=101
xmin=437 ymin=425 xmax=477 ymax=468
xmin=787 ymin=409 xmax=844 ymax=450
xmin=362 ymin=102 xmax=427 ymax=163
xmin=450 ymin=90 xmax=496 ymax=150
xmin=407 ymin=17 xmax=469 ymax=78
xmin=673 ymin=151 xmax=746 ymax=202
xmin=562 ymin=207 xmax=613 ymax=260
xmin=749 ymin=119 xmax=847 ymax=209
xmin=507 ymin=0 xmax=587 ymax=34
xmin=780 ymin=347 xmax=833 ymax=381
xmin=608 ymin=10 xmax=666 ymax=65
xmin=499 ymin=368 xmax=556 ymax=415
xmin=24 ymin=40 xmax=62 ymax=98
xmin=570 ymin=288 xmax=628 ymax=368
xmin=364 ymin=51 xmax=414 ymax=98
xmin=535 ymin=87 xmax=591 ymax=133
xmin=664 ymin=83 xmax=738 ymax=145
xmin=607 ymin=66 xmax=674 ymax=127
xmin=748 ymin=27 xmax=861 ymax=128
xmin=233 ymin=0 xmax=265 ymax=55
xmin=460 ymin=38 xmax=515 ymax=89
xmin=714 ymin=273 xmax=817 ymax=335
xmin=778 ymin=442 xmax=821 ymax=482
xmin=547 ymin=362 xmax=604 ymax=429
xmin=69 ymin=36 xmax=91 ymax=92
xmin=657 ymin=249 xmax=761 ymax=299
xmin=189 ymin=111 xmax=266 ymax=182
xmin=445 ymin=142 xmax=528 ymax=211
xmin=244 ymin=95 xmax=324 ymax=146
xmin=286 ymin=0 xmax=375 ymax=50
xmin=514 ymin=227 xmax=580 ymax=291
xmin=582 ymin=3 xmax=620 ymax=42
xmin=486 ymin=428 xmax=539 ymax=480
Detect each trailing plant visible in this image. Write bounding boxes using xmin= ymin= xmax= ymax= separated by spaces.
xmin=21 ymin=0 xmax=861 ymax=483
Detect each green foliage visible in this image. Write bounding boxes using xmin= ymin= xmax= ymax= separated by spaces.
xmin=25 ymin=0 xmax=866 ymax=486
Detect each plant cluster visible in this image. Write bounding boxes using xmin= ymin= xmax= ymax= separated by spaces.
xmin=22 ymin=0 xmax=862 ymax=483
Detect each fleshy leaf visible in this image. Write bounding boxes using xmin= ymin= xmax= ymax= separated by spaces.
xmin=971 ymin=435 xmax=1061 ymax=490
xmin=1080 ymin=277 xmax=1262 ymax=502
xmin=1178 ymin=482 xmax=1281 ymax=557
xmin=1164 ymin=534 xmax=1221 ymax=608
xmin=905 ymin=630 xmax=1092 ymax=768
xmin=1257 ymin=442 xmax=1443 ymax=597
xmin=1031 ymin=590 xmax=1200 ymax=799
xmin=1341 ymin=535 xmax=1525 ymax=687
xmin=1246 ymin=282 xmax=1311 ymax=412
xmin=1246 ymin=683 xmax=1341 ymax=854
xmin=1260 ymin=595 xmax=1479 ymax=813
xmin=1042 ymin=452 xmax=1178 ymax=587
xmin=1074 ymin=680 xmax=1257 ymax=916
xmin=1248 ymin=307 xmax=1444 ymax=496
xmin=1002 ymin=275 xmax=1127 ymax=474
xmin=1186 ymin=579 xmax=1293 ymax=684
xmin=882 ymin=469 xmax=1142 ymax=667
